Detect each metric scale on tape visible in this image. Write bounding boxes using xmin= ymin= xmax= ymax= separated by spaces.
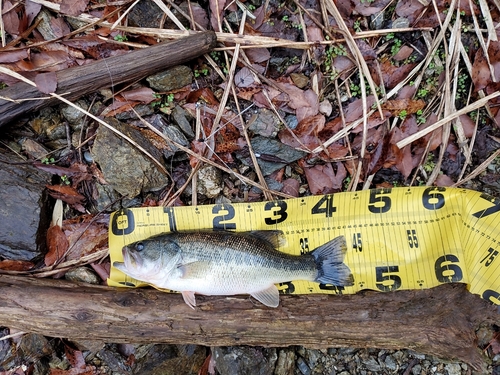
xmin=108 ymin=187 xmax=500 ymax=307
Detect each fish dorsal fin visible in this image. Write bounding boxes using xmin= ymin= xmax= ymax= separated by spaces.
xmin=250 ymin=285 xmax=280 ymax=307
xmin=247 ymin=230 xmax=286 ymax=249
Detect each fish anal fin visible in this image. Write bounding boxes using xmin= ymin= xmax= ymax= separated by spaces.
xmin=248 ymin=230 xmax=286 ymax=248
xmin=250 ymin=285 xmax=280 ymax=308
xmin=182 ymin=291 xmax=196 ymax=309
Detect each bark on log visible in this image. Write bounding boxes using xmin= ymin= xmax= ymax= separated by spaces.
xmin=0 ymin=31 xmax=216 ymax=128
xmin=0 ymin=275 xmax=498 ymax=370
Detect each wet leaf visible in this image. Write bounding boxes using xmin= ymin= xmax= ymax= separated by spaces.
xmin=0 ymin=260 xmax=35 ymax=271
xmin=458 ymin=114 xmax=476 ymax=138
xmin=190 ymin=3 xmax=209 ymax=29
xmin=46 ymin=185 xmax=86 ymax=208
xmin=45 ymin=224 xmax=69 ymax=267
xmin=60 ymin=0 xmax=88 ymax=17
xmin=35 ymin=71 xmax=57 ymax=94
xmin=395 ymin=0 xmax=426 ymax=23
xmin=281 ymin=178 xmax=300 ymax=197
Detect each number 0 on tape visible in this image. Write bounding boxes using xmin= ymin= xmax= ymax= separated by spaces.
xmin=108 ymin=187 xmax=500 ymax=307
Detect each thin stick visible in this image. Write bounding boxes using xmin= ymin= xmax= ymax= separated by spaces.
xmin=396 ymin=91 xmax=500 ymax=148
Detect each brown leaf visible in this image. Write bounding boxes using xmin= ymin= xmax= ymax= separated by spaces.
xmin=299 ymin=159 xmax=346 ymax=194
xmin=245 ymin=48 xmax=270 ymax=64
xmin=121 ymin=87 xmax=155 ymax=103
xmin=60 ymin=0 xmax=88 ymax=17
xmin=35 ymin=71 xmax=57 ymax=94
xmin=35 ymin=162 xmax=93 ymax=185
xmin=458 ymin=114 xmax=476 ymax=138
xmin=46 ymin=185 xmax=86 ymax=207
xmin=489 ymin=332 xmax=500 ymax=354
xmin=382 ymin=99 xmax=425 ymax=116
xmin=31 ymin=50 xmax=70 ymax=72
xmin=234 ymin=67 xmax=255 ymax=88
xmin=434 ymin=174 xmax=455 ymax=186
xmin=3 ymin=1 xmax=20 ymax=36
xmin=0 ymin=50 xmax=28 ymax=63
xmin=26 ymin=0 xmax=42 ymax=24
xmin=471 ymin=48 xmax=490 ymax=92
xmin=45 ymin=225 xmax=69 ymax=266
xmin=190 ymin=3 xmax=209 ymax=29
xmin=395 ymin=0 xmax=426 ymax=23
xmin=380 ymin=60 xmax=417 ymax=89
xmin=50 ymin=17 xmax=71 ymax=38
xmin=209 ymin=0 xmax=225 ymax=32
xmin=281 ymin=178 xmax=300 ymax=197
xmin=0 ymin=260 xmax=35 ymax=271
xmin=63 ymin=219 xmax=108 ymax=261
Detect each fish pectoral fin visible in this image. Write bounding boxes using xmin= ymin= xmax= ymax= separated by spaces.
xmin=250 ymin=285 xmax=280 ymax=308
xmin=181 ymin=291 xmax=196 ymax=309
xmin=177 ymin=261 xmax=210 ymax=279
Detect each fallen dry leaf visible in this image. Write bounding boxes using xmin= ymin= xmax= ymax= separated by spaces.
xmin=382 ymin=99 xmax=426 ymax=116
xmin=471 ymin=47 xmax=490 ymax=92
xmin=0 ymin=260 xmax=35 ymax=271
xmin=299 ymin=159 xmax=346 ymax=194
xmin=45 ymin=224 xmax=69 ymax=267
xmin=35 ymin=71 xmax=57 ymax=94
xmin=60 ymin=0 xmax=88 ymax=16
xmin=46 ymin=185 xmax=86 ymax=209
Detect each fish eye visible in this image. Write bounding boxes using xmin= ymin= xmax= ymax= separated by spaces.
xmin=135 ymin=242 xmax=144 ymax=252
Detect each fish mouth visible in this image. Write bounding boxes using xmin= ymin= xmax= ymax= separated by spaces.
xmin=121 ymin=246 xmax=143 ymax=269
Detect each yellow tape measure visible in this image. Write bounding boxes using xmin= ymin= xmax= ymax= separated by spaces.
xmin=108 ymin=187 xmax=500 ymax=306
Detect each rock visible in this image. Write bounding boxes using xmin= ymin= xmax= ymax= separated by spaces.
xmin=196 ymin=165 xmax=222 ymax=198
xmin=0 ymin=156 xmax=50 ymax=261
xmin=212 ymin=347 xmax=277 ymax=375
xmin=296 ymin=357 xmax=311 ymax=375
xmin=147 ymin=66 xmax=193 ymax=92
xmin=133 ymin=344 xmax=206 ymax=375
xmin=116 ymin=104 xmax=155 ymax=121
xmin=274 ymin=349 xmax=295 ymax=375
xmin=247 ymin=109 xmax=281 ymax=138
xmin=171 ymin=105 xmax=195 ymax=138
xmin=65 ymin=267 xmax=101 ymax=284
xmin=147 ymin=114 xmax=189 ymax=158
xmin=0 ymin=328 xmax=16 ymax=371
xmin=444 ymin=363 xmax=462 ymax=375
xmin=392 ymin=17 xmax=410 ymax=29
xmin=18 ymin=333 xmax=53 ymax=362
xmin=91 ymin=118 xmax=169 ymax=197
xmin=248 ymin=136 xmax=306 ymax=176
xmin=97 ymin=345 xmax=132 ymax=374
xmin=384 ymin=354 xmax=398 ymax=371
xmin=362 ymin=357 xmax=381 ymax=372
xmin=60 ymin=100 xmax=89 ymax=130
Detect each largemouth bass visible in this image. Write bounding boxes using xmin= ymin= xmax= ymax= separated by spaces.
xmin=113 ymin=230 xmax=354 ymax=309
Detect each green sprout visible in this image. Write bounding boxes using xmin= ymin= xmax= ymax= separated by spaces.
xmin=114 ymin=34 xmax=128 ymax=42
xmin=61 ymin=175 xmax=70 ymax=185
xmin=41 ymin=157 xmax=55 ymax=164
xmin=398 ymin=109 xmax=408 ymax=120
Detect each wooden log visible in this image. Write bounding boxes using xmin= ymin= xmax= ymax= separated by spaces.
xmin=0 ymin=31 xmax=216 ymax=128
xmin=0 ymin=275 xmax=497 ymax=370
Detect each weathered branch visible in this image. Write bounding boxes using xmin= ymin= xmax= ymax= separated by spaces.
xmin=0 ymin=275 xmax=497 ymax=370
xmin=0 ymin=31 xmax=217 ymax=127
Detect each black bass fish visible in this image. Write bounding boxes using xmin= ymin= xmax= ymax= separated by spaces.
xmin=113 ymin=230 xmax=354 ymax=309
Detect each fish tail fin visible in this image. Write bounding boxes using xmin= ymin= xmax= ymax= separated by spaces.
xmin=311 ymin=236 xmax=354 ymax=286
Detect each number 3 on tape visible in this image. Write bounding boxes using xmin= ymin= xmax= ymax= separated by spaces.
xmin=108 ymin=187 xmax=500 ymax=308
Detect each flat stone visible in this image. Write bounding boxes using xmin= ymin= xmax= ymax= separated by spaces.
xmin=147 ymin=66 xmax=193 ymax=92
xmin=91 ymin=118 xmax=169 ymax=197
xmin=0 ymin=156 xmax=50 ymax=261
xmin=248 ymin=109 xmax=281 ymax=138
xmin=213 ymin=347 xmax=277 ymax=375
